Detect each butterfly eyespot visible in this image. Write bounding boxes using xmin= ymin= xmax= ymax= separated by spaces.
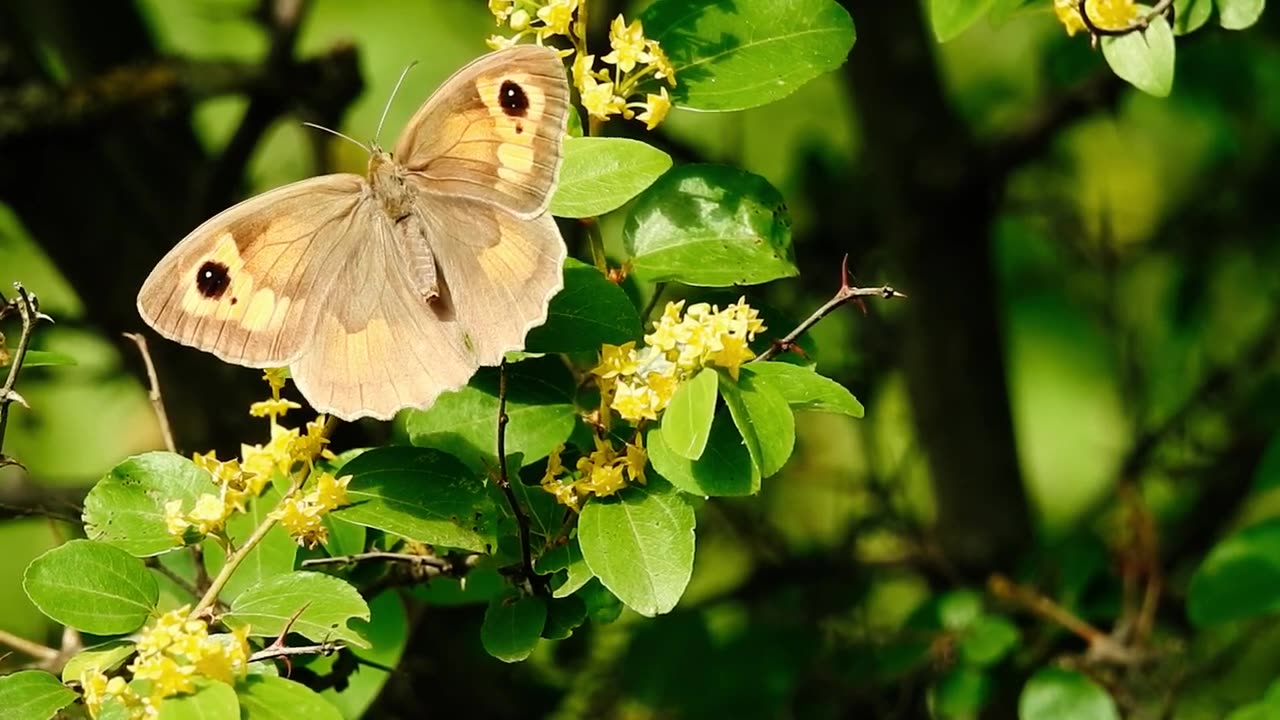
xmin=515 ymin=122 xmax=524 ymax=135
xmin=499 ymin=80 xmax=529 ymax=117
xmin=195 ymin=261 xmax=231 ymax=299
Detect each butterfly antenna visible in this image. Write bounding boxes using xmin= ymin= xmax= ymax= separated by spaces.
xmin=374 ymin=60 xmax=419 ymax=146
xmin=301 ymin=122 xmax=370 ymax=154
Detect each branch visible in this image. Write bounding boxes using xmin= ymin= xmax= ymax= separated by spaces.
xmin=145 ymin=556 xmax=207 ymax=604
xmin=0 ymin=284 xmax=51 ymax=463
xmin=124 ymin=333 xmax=176 ymax=453
xmin=495 ymin=361 xmax=541 ymax=593
xmin=249 ymin=641 xmax=341 ymax=663
xmin=301 ymin=551 xmax=451 ymax=571
xmin=1077 ymin=0 xmax=1175 ymax=37
xmin=989 ymin=574 xmax=1142 ymax=665
xmin=0 ymin=628 xmax=58 ymax=663
xmin=753 ymin=256 xmax=905 ymax=363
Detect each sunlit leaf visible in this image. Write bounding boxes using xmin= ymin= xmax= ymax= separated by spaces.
xmin=746 ymin=362 xmax=864 ymax=417
xmin=648 ymin=411 xmax=758 ymax=496
xmin=83 ymin=452 xmax=212 ymax=557
xmin=1018 ymin=668 xmax=1119 ymax=720
xmin=719 ymin=366 xmax=795 ymax=478
xmin=551 ymin=137 xmax=672 ymax=218
xmin=481 ymin=593 xmax=547 ymax=663
xmin=1101 ymin=15 xmax=1175 ymax=97
xmin=203 ymin=487 xmax=296 ymax=602
xmin=1217 ymin=0 xmax=1265 ymax=29
xmin=660 ymin=368 xmax=718 ymax=460
xmin=23 ymin=539 xmax=158 ymax=634
xmin=525 ymin=259 xmax=642 ymax=354
xmin=61 ymin=640 xmax=135 ymax=683
xmin=1188 ymin=519 xmax=1280 ymax=625
xmin=158 ymin=681 xmax=239 ymax=720
xmin=0 ymin=670 xmax=77 ymax=720
xmin=236 ymin=676 xmax=342 ymax=720
xmin=224 ymin=571 xmax=370 ymax=649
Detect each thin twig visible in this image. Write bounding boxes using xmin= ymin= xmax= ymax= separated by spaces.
xmin=0 ymin=285 xmax=48 ymax=460
xmin=124 ymin=333 xmax=176 ymax=453
xmin=989 ymin=574 xmax=1140 ymax=665
xmin=0 ymin=502 xmax=80 ymax=524
xmin=145 ymin=556 xmax=205 ymax=602
xmin=301 ymin=551 xmax=450 ymax=570
xmin=496 ymin=360 xmax=541 ymax=592
xmin=249 ymin=642 xmax=341 ymax=663
xmin=1077 ymin=0 xmax=1175 ymax=37
xmin=0 ymin=628 xmax=59 ymax=663
xmin=753 ymin=256 xmax=905 ymax=363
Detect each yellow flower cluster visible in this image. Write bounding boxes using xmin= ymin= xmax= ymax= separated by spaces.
xmin=268 ymin=471 xmax=352 ymax=549
xmin=80 ymin=607 xmax=250 ymax=718
xmin=487 ymin=2 xmax=677 ymax=129
xmin=540 ymin=435 xmax=647 ymax=510
xmin=1054 ymin=0 xmax=1142 ymax=35
xmin=165 ymin=369 xmax=336 ymax=544
xmin=594 ymin=298 xmax=765 ymax=423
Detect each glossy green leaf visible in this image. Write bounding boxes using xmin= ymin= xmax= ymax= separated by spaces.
xmin=237 ymin=676 xmax=343 ymax=720
xmin=406 ymin=356 xmax=576 ymax=471
xmin=643 ymin=0 xmax=856 ymax=111
xmin=931 ymin=668 xmax=991 ymax=717
xmin=938 ymin=589 xmax=985 ymax=630
xmin=82 ymin=452 xmax=213 ymax=557
xmin=550 ymin=137 xmax=672 ymax=218
xmin=4 ymin=350 xmax=77 ymax=368
xmin=319 ymin=591 xmax=408 ymax=719
xmin=648 ymin=411 xmax=758 ymax=496
xmin=23 ymin=539 xmax=158 ymax=634
xmin=203 ymin=488 xmax=296 ymax=602
xmin=224 ymin=571 xmax=370 ymax=649
xmin=931 ymin=0 xmax=998 ymax=41
xmin=1217 ymin=0 xmax=1265 ymax=28
xmin=1174 ymin=0 xmax=1214 ymax=33
xmin=525 ymin=259 xmax=642 ymax=354
xmin=662 ymin=369 xmax=719 ymax=460
xmin=623 ymin=164 xmax=796 ymax=287
xmin=578 ymin=478 xmax=696 ymax=616
xmin=158 ymin=681 xmax=239 ymax=720
xmin=1101 ymin=15 xmax=1175 ymax=97
xmin=332 ymin=446 xmax=499 ymax=553
xmin=1019 ymin=668 xmax=1119 ymax=720
xmin=719 ymin=366 xmax=796 ymax=478
xmin=1188 ymin=519 xmax=1280 ymax=625
xmin=960 ymin=616 xmax=1021 ymax=667
xmin=321 ymin=515 xmax=365 ymax=558
xmin=746 ymin=362 xmax=864 ymax=417
xmin=537 ymin=539 xmax=595 ymax=599
xmin=61 ymin=640 xmax=136 ymax=682
xmin=481 ymin=594 xmax=547 ymax=663
xmin=580 ymin=578 xmax=624 ymax=624
xmin=542 ymin=594 xmax=587 ymax=640
xmin=0 ymin=670 xmax=77 ymax=720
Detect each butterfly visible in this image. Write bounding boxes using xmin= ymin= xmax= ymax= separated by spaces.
xmin=137 ymin=45 xmax=570 ymax=422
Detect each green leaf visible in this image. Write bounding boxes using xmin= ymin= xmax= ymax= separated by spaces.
xmin=406 ymin=356 xmax=576 ymax=471
xmin=931 ymin=0 xmax=998 ymax=41
xmin=411 ymin=565 xmax=506 ymax=606
xmin=83 ymin=452 xmax=213 ymax=557
xmin=648 ymin=411 xmax=758 ymax=496
xmin=938 ymin=589 xmax=984 ymax=630
xmin=61 ymin=640 xmax=136 ymax=682
xmin=537 ymin=539 xmax=595 ymax=599
xmin=0 ymin=670 xmax=77 ymax=720
xmin=542 ymin=594 xmax=587 ymax=640
xmin=481 ymin=594 xmax=547 ymax=663
xmin=237 ymin=676 xmax=343 ymax=720
xmin=1019 ymin=668 xmax=1119 ymax=720
xmin=578 ymin=478 xmax=696 ymax=616
xmin=332 ymin=446 xmax=499 ymax=553
xmin=158 ymin=681 xmax=239 ymax=720
xmin=643 ymin=0 xmax=856 ymax=111
xmin=1188 ymin=519 xmax=1280 ymax=625
xmin=550 ymin=137 xmax=672 ymax=218
xmin=23 ymin=539 xmax=158 ymax=634
xmin=224 ymin=571 xmax=370 ymax=649
xmin=931 ymin=668 xmax=991 ymax=717
xmin=1173 ymin=0 xmax=1214 ymax=33
xmin=1101 ymin=15 xmax=1175 ymax=97
xmin=661 ymin=368 xmax=719 ymax=460
xmin=718 ymin=366 xmax=796 ymax=478
xmin=579 ymin=578 xmax=624 ymax=624
xmin=6 ymin=350 xmax=77 ymax=368
xmin=525 ymin=259 xmax=642 ymax=354
xmin=203 ymin=488 xmax=297 ymax=602
xmin=746 ymin=362 xmax=864 ymax=417
xmin=321 ymin=515 xmax=365 ymax=558
xmin=960 ymin=615 xmax=1021 ymax=667
xmin=1217 ymin=0 xmax=1265 ymax=28
xmin=623 ymin=164 xmax=796 ymax=287
xmin=318 ymin=591 xmax=408 ymax=719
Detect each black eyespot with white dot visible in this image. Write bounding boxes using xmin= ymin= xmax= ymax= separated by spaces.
xmin=499 ymin=80 xmax=529 ymax=117
xmin=195 ymin=261 xmax=231 ymax=299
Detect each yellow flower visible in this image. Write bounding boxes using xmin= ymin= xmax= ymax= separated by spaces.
xmin=611 ymin=379 xmax=659 ymax=422
xmin=291 ymin=416 xmax=336 ymax=466
xmin=602 ymin=15 xmax=650 ymax=73
xmin=725 ymin=296 xmax=766 ymax=337
xmin=249 ymin=397 xmax=302 ymax=419
xmin=195 ymin=628 xmax=251 ymax=685
xmin=187 ymin=493 xmax=230 ymax=535
xmin=580 ymin=75 xmax=625 ymax=119
xmin=488 ymin=0 xmax=513 ymax=23
xmin=624 ymin=439 xmax=647 ymax=485
xmin=1055 ymin=0 xmax=1141 ymax=35
xmin=131 ymin=653 xmax=196 ymax=698
xmin=263 ymin=367 xmax=289 ymax=396
xmin=541 ymin=477 xmax=581 ymax=511
xmin=635 ymin=87 xmax=671 ymax=130
xmin=708 ymin=334 xmax=755 ymax=379
xmin=592 ymin=342 xmax=639 ymax=379
xmin=487 ymin=34 xmax=517 ymax=50
xmin=164 ymin=500 xmax=189 ymax=540
xmin=192 ymin=450 xmax=219 ymax=475
xmin=271 ymin=497 xmax=328 ymax=548
xmin=645 ymin=371 xmax=679 ymax=410
xmin=572 ymin=52 xmax=597 ymax=91
xmin=537 ymin=0 xmax=577 ymax=38
xmin=313 ymin=472 xmax=352 ymax=512
xmin=646 ymin=40 xmax=676 ymax=85
xmin=544 ymin=444 xmax=566 ymax=483
xmin=509 ymin=8 xmax=531 ymax=31
xmin=585 ymin=461 xmax=627 ymax=496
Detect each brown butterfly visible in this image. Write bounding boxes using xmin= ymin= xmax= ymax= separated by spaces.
xmin=137 ymin=45 xmax=570 ymax=421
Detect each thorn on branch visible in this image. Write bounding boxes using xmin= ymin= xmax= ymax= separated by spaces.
xmin=0 ymin=284 xmax=51 ymax=461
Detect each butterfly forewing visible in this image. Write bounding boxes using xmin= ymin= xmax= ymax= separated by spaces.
xmin=393 ymin=44 xmax=571 ymax=218
xmin=137 ymin=175 xmax=370 ymax=367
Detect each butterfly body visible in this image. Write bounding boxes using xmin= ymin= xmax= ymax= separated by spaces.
xmin=138 ymin=46 xmax=570 ymax=421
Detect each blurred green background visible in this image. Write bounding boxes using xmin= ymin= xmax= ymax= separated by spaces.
xmin=2 ymin=0 xmax=1279 ymax=717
